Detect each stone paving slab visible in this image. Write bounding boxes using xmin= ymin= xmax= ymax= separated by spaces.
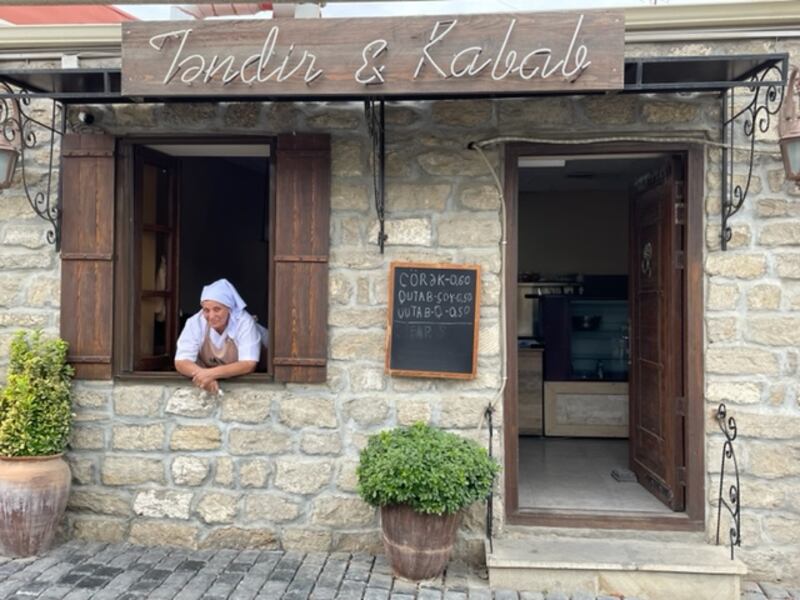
xmin=0 ymin=541 xmax=793 ymax=599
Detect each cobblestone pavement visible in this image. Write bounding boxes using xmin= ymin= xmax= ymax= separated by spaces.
xmin=0 ymin=541 xmax=797 ymax=599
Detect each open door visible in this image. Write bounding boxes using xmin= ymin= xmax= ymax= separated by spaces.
xmin=133 ymin=147 xmax=180 ymax=371
xmin=629 ymin=156 xmax=686 ymax=511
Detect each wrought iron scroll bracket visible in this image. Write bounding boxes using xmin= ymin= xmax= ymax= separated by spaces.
xmin=715 ymin=402 xmax=741 ymax=560
xmin=0 ymin=83 xmax=65 ymax=250
xmin=721 ymin=61 xmax=787 ymax=250
xmin=365 ymin=98 xmax=387 ymax=253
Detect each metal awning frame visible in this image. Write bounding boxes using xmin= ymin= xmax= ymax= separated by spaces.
xmin=0 ymin=52 xmax=790 ymax=252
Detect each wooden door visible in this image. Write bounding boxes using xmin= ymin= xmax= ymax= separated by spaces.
xmin=629 ymin=157 xmax=686 ymax=511
xmin=133 ymin=147 xmax=180 ymax=371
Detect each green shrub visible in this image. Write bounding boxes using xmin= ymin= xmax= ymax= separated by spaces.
xmin=357 ymin=422 xmax=500 ymax=516
xmin=0 ymin=330 xmax=74 ymax=457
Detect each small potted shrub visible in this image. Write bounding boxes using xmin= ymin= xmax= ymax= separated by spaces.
xmin=0 ymin=330 xmax=74 ymax=557
xmin=357 ymin=422 xmax=499 ymax=580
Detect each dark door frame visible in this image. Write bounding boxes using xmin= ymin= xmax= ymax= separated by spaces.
xmin=503 ymin=142 xmax=705 ymax=531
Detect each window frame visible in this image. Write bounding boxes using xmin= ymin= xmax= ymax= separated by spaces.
xmin=113 ymin=135 xmax=276 ymax=380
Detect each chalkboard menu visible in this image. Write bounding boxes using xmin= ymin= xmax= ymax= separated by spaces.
xmin=386 ymin=262 xmax=481 ymax=379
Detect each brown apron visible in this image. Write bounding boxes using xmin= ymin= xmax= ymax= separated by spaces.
xmin=197 ymin=325 xmax=238 ymax=368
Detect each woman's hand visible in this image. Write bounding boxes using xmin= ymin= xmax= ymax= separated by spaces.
xmin=192 ymin=368 xmax=219 ymax=393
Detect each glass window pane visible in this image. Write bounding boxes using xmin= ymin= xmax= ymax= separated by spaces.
xmin=141 ymin=232 xmax=169 ymax=291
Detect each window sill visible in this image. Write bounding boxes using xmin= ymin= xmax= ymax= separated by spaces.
xmin=115 ymin=372 xmax=275 ymax=384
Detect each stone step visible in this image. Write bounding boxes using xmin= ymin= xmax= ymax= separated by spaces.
xmin=487 ymin=535 xmax=747 ymax=600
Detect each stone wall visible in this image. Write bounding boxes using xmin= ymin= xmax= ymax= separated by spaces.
xmin=0 ymin=33 xmax=798 ymax=582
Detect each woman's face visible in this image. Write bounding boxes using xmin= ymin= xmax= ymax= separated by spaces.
xmin=201 ymin=300 xmax=230 ymax=332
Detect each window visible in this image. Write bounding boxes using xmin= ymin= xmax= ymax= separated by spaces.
xmin=60 ymin=132 xmax=331 ymax=384
xmin=130 ymin=142 xmax=271 ymax=374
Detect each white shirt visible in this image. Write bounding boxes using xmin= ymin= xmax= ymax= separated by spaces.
xmin=175 ymin=310 xmax=267 ymax=363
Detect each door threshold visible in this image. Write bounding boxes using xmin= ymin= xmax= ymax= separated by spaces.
xmin=508 ymin=507 xmax=704 ymax=531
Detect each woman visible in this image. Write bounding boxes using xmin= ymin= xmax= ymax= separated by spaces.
xmin=175 ymin=278 xmax=267 ymax=394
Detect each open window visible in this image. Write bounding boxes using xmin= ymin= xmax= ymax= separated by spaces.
xmin=60 ymin=133 xmax=330 ymax=384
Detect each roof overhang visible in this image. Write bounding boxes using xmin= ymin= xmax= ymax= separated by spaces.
xmin=0 ymin=54 xmax=788 ymax=104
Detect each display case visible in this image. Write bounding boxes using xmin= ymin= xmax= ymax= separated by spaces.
xmin=569 ymin=299 xmax=629 ymax=382
xmin=541 ymin=297 xmax=629 ymax=382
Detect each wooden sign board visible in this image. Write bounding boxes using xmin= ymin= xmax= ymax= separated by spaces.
xmin=122 ymin=10 xmax=624 ymax=97
xmin=386 ymin=262 xmax=480 ymax=380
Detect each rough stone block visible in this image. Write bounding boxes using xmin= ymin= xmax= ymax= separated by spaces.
xmin=196 ymin=491 xmax=239 ymax=524
xmin=311 ymin=495 xmax=375 ymax=527
xmin=748 ymin=442 xmax=800 ymax=479
xmin=330 ymin=272 xmax=354 ymax=305
xmin=243 ymin=493 xmax=301 ymax=523
xmin=349 ymin=366 xmax=386 ymax=392
xmin=133 ymin=489 xmax=193 ymax=519
xmin=301 ymin=432 xmax=342 ymax=455
xmin=239 ymin=459 xmax=272 ymax=487
xmin=582 ymin=95 xmax=637 ymax=124
xmin=336 ymin=459 xmax=359 ymax=493
xmin=330 ymin=331 xmax=384 ymax=361
xmin=70 ymin=425 xmax=104 ymax=450
xmin=759 ymin=222 xmax=800 ymax=246
xmin=386 ymin=184 xmax=450 ymax=212
xmin=369 ymin=218 xmax=432 ymax=247
xmin=776 ymin=254 xmax=800 ymax=279
xmin=278 ymin=397 xmax=337 ymax=428
xmin=706 ymin=348 xmax=780 ymax=375
xmin=332 ymin=139 xmax=364 ymax=177
xmin=706 ymin=254 xmax=767 ymax=279
xmin=281 ymin=528 xmax=332 ymax=552
xmin=459 ymin=184 xmax=501 ymax=210
xmin=228 ymin=428 xmax=292 ymax=455
xmin=215 ymin=457 xmax=235 ymax=487
xmin=438 ymin=217 xmax=501 ymax=247
xmin=344 ymin=397 xmax=389 ymax=426
xmin=396 ymin=399 xmax=432 ymax=425
xmin=170 ymin=425 xmax=222 ymax=450
xmin=707 ymin=317 xmax=738 ymax=343
xmin=274 ymin=459 xmax=333 ymax=494
xmin=100 ymin=456 xmax=166 ymax=485
xmin=199 ymin=526 xmax=279 ymax=549
xmin=165 ymin=387 xmax=218 ymax=417
xmin=439 ymin=396 xmax=490 ymax=428
xmin=70 ymin=516 xmax=128 ymax=543
xmin=432 ymin=99 xmax=492 ymax=126
xmin=24 ymin=273 xmax=59 ymax=307
xmin=746 ymin=285 xmax=781 ymax=310
xmin=418 ymin=150 xmax=490 ymax=177
xmin=112 ymin=386 xmax=163 ymax=417
xmin=112 ymin=423 xmax=165 ymax=451
xmin=220 ymin=389 xmax=272 ymax=423
xmin=67 ymin=488 xmax=131 ymax=516
xmin=332 ymin=182 xmax=370 ymax=212
xmin=746 ymin=317 xmax=800 ymax=345
xmin=643 ymin=101 xmax=699 ymax=123
xmin=72 ymin=387 xmax=110 ymax=409
xmin=171 ymin=456 xmax=210 ymax=486
xmin=129 ymin=521 xmax=199 ymax=549
xmin=706 ymin=381 xmax=761 ymax=405
xmin=708 ymin=283 xmax=740 ymax=310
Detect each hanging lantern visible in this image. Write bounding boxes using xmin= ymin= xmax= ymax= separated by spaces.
xmin=779 ymin=67 xmax=800 ymax=183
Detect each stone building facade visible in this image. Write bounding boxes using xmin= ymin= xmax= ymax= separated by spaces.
xmin=0 ymin=28 xmax=799 ymax=584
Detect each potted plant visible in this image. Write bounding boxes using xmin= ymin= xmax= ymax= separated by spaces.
xmin=357 ymin=422 xmax=499 ymax=580
xmin=0 ymin=330 xmax=74 ymax=557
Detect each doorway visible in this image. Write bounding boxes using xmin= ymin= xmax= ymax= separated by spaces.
xmin=503 ymin=144 xmax=705 ymax=530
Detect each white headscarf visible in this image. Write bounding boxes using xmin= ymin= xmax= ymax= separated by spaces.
xmin=200 ymin=278 xmax=247 ymax=332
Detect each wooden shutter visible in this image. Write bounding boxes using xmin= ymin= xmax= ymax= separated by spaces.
xmin=273 ymin=134 xmax=330 ymax=383
xmin=60 ymin=134 xmax=115 ymax=379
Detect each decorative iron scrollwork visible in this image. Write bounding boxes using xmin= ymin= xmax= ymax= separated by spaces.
xmin=0 ymin=83 xmax=65 ymax=250
xmin=365 ymin=98 xmax=387 ymax=253
xmin=721 ymin=62 xmax=787 ymax=250
xmin=715 ymin=402 xmax=741 ymax=560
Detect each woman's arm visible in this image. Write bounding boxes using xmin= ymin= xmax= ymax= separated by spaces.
xmin=190 ymin=360 xmax=258 ymax=391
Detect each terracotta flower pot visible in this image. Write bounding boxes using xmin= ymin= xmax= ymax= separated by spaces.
xmin=0 ymin=454 xmax=71 ymax=557
xmin=380 ymin=504 xmax=462 ymax=581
